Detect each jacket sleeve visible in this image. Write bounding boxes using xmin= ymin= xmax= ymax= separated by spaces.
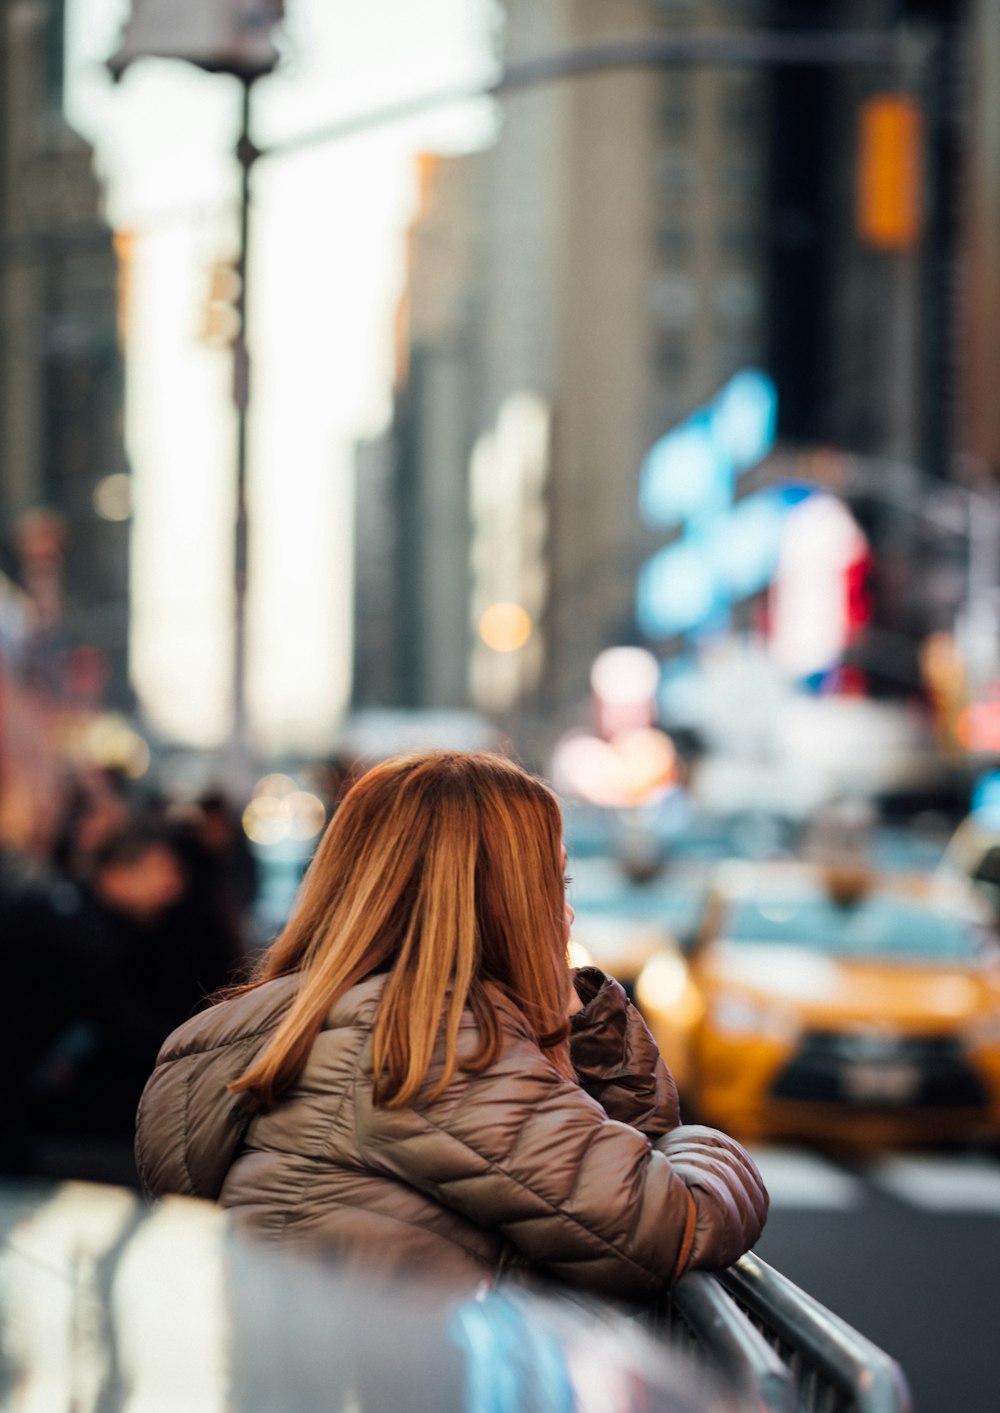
xmin=357 ymin=1021 xmax=767 ymax=1303
xmin=133 ymin=981 xmax=299 ymax=1201
xmin=569 ymin=966 xmax=680 ymax=1137
xmin=135 ymin=1037 xmax=259 ymax=1201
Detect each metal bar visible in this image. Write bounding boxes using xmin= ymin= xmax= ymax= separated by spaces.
xmin=263 ymin=30 xmax=902 ymax=159
xmin=670 ymin=1269 xmax=797 ymax=1412
xmin=720 ymin=1253 xmax=913 ymax=1413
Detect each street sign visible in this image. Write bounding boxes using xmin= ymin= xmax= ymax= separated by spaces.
xmin=109 ymin=0 xmax=284 ymax=80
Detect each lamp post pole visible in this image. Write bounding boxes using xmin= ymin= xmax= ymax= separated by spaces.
xmin=108 ymin=2 xmax=283 ymax=778
xmin=231 ymin=75 xmax=255 ymax=768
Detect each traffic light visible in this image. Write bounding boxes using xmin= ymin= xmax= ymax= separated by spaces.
xmin=856 ymin=95 xmax=924 ymax=251
xmin=200 ymin=259 xmax=242 ymax=346
xmin=112 ymin=229 xmax=135 ymax=348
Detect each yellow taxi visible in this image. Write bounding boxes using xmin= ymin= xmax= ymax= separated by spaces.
xmin=631 ymin=862 xmax=1000 ymax=1146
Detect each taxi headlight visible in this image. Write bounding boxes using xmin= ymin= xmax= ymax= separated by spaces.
xmin=635 ymin=953 xmax=690 ymax=1011
xmin=709 ymin=992 xmax=799 ymax=1044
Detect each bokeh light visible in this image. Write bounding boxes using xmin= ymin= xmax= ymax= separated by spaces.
xmin=590 ymin=647 xmax=660 ymax=706
xmin=478 ymin=602 xmax=533 ymax=653
xmin=79 ymin=714 xmax=151 ymax=778
xmin=92 ymin=473 xmax=133 ymax=522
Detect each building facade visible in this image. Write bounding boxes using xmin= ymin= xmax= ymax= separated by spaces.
xmin=354 ymin=0 xmax=989 ymax=753
xmin=0 ymin=0 xmax=128 ymax=707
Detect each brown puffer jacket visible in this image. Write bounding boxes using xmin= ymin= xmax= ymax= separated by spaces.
xmin=135 ymin=966 xmax=767 ymax=1302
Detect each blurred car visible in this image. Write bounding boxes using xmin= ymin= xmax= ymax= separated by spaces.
xmin=632 ymin=862 xmax=1000 ymax=1146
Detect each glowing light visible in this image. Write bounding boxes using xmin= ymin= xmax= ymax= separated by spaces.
xmin=971 ymin=771 xmax=1000 ymax=827
xmin=711 ymin=487 xmax=809 ymax=599
xmin=478 ymin=602 xmax=533 ymax=653
xmin=636 ymin=537 xmax=719 ymax=638
xmin=552 ymin=734 xmax=628 ymax=809
xmin=242 ymin=796 xmax=289 ymax=846
xmin=243 ymin=777 xmax=327 ymax=845
xmin=638 ymin=370 xmax=778 ymax=532
xmin=552 ymin=728 xmax=678 ymax=809
xmin=958 ymin=701 xmax=1000 ymax=755
xmin=636 ymin=952 xmax=690 ymax=1011
xmin=285 ymin=790 xmax=327 ymax=841
xmin=81 ymin=713 xmax=150 ymax=778
xmin=253 ymin=773 xmax=296 ymax=799
xmin=770 ymin=494 xmax=870 ymax=678
xmin=92 ymin=473 xmax=133 ymax=522
xmin=614 ymin=728 xmax=677 ymax=798
xmin=639 ymin=413 xmax=728 ymax=529
xmin=590 ymin=648 xmax=660 ymax=705
xmin=568 ymin=940 xmax=594 ymax=969
xmin=710 ymin=368 xmax=778 ymax=470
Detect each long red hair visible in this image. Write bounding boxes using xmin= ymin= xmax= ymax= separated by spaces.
xmin=229 ymin=751 xmax=572 ymax=1110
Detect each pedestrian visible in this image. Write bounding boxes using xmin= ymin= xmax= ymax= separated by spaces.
xmin=2 ymin=820 xmax=245 ymax=1184
xmin=136 ymin=751 xmax=767 ymax=1300
xmin=191 ymin=788 xmax=260 ymax=933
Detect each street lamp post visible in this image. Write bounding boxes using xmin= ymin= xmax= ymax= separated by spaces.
xmin=231 ymin=75 xmax=256 ymax=763
xmin=109 ymin=1 xmax=283 ymax=774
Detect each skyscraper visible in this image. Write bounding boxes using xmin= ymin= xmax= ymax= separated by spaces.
xmin=0 ymin=0 xmax=128 ymax=706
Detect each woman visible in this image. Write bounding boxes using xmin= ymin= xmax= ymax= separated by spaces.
xmin=136 ymin=752 xmax=767 ymax=1302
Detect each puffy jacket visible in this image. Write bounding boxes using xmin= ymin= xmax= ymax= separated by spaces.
xmin=136 ymin=966 xmax=767 ymax=1302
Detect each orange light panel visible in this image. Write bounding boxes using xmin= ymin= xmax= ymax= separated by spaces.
xmin=857 ymin=95 xmax=923 ymax=251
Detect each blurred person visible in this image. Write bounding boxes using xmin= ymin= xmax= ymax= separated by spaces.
xmin=1 ymin=821 xmax=245 ymax=1182
xmin=195 ymin=789 xmax=259 ymax=905
xmin=49 ymin=766 xmax=130 ymax=884
xmin=137 ymin=752 xmax=767 ymax=1301
xmin=165 ymin=790 xmax=258 ymax=960
xmin=192 ymin=787 xmax=260 ymax=943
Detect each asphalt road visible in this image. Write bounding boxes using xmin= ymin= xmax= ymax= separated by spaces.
xmin=748 ymin=1144 xmax=1000 ymax=1413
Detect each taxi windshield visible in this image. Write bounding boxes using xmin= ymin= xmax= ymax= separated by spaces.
xmin=723 ymin=891 xmax=986 ymax=962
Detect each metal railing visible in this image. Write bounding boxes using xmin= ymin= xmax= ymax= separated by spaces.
xmin=664 ymin=1251 xmax=912 ymax=1413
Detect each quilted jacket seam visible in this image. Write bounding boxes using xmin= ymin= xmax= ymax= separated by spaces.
xmin=562 ymin=1121 xmax=605 ymax=1210
xmin=410 ymin=1104 xmax=666 ymax=1284
xmin=624 ymin=1140 xmax=654 ymax=1249
xmin=281 ymin=1024 xmax=368 ymax=1234
xmin=181 ymin=1058 xmax=197 ymax=1193
xmin=164 ymin=1016 xmax=286 ymax=1064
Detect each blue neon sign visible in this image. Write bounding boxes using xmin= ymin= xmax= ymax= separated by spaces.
xmin=636 ymin=370 xmax=794 ymax=640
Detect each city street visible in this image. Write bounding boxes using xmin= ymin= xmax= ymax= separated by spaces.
xmin=751 ymin=1144 xmax=1000 ymax=1413
xmin=4 ymin=2 xmax=1000 ymax=1407
xmin=568 ymin=842 xmax=1000 ymax=1410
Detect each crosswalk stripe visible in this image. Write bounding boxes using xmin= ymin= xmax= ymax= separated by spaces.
xmin=866 ymin=1154 xmax=1000 ymax=1212
xmin=747 ymin=1146 xmax=865 ymax=1211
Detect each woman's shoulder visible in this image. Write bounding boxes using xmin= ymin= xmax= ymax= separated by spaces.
xmin=157 ymin=973 xmax=301 ymax=1061
xmin=158 ymin=971 xmax=391 ymax=1062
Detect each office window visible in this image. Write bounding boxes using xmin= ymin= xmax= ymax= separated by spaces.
xmin=719 ymin=223 xmax=760 ymax=260
xmin=656 ymin=224 xmax=692 ymax=261
xmin=655 ymin=335 xmax=690 ymax=379
xmin=650 ymin=272 xmax=699 ymax=328
xmin=655 ymin=149 xmax=695 ymax=194
xmin=714 ymin=271 xmax=761 ymax=324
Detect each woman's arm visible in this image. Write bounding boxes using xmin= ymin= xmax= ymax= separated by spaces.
xmin=360 ymin=1021 xmax=767 ymax=1303
xmin=569 ymin=966 xmax=680 ymax=1137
